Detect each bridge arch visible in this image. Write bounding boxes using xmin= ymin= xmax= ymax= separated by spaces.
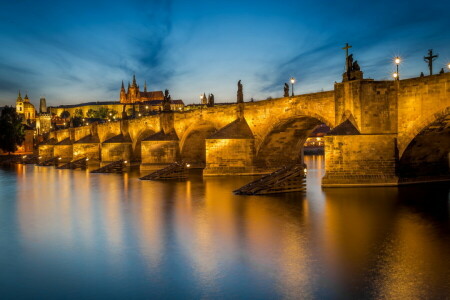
xmin=132 ymin=128 xmax=157 ymax=161
xmin=398 ymin=106 xmax=450 ymax=179
xmin=254 ymin=114 xmax=325 ymax=170
xmin=180 ymin=120 xmax=218 ymax=168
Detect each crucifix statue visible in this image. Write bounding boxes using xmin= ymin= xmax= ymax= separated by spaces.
xmin=424 ymin=49 xmax=438 ymax=76
xmin=342 ymin=43 xmax=352 ymax=72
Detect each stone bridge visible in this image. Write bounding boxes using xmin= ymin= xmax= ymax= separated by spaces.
xmin=40 ymin=72 xmax=450 ymax=186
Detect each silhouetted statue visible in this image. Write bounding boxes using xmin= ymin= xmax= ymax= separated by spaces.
xmin=122 ymin=104 xmax=128 ymax=119
xmin=207 ymin=93 xmax=215 ymax=107
xmin=163 ymin=89 xmax=171 ymax=111
xmin=284 ymin=83 xmax=289 ymax=97
xmin=237 ymin=80 xmax=243 ymax=103
xmin=420 ymin=72 xmax=425 ymax=77
xmin=353 ymin=60 xmax=360 ymax=71
xmin=439 ymin=68 xmax=444 ymax=74
xmin=346 ymin=54 xmax=354 ymax=73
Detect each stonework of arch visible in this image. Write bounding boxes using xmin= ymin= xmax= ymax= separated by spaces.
xmin=255 ymin=116 xmax=323 ymax=169
xmin=398 ymin=106 xmax=450 ymax=157
xmin=179 ymin=120 xmax=218 ymax=167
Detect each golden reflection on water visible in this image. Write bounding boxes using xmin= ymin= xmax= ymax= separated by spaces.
xmin=10 ymin=159 xmax=450 ymax=298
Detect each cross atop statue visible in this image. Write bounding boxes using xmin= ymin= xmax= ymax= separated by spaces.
xmin=341 ymin=43 xmax=363 ymax=82
xmin=424 ymin=49 xmax=438 ymax=76
xmin=342 ymin=43 xmax=352 ymax=72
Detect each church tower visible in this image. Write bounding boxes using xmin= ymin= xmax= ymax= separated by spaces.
xmin=16 ymin=91 xmax=24 ymax=115
xmin=120 ymin=81 xmax=127 ymax=103
xmin=39 ymin=97 xmax=47 ymax=114
xmin=128 ymin=74 xmax=140 ymax=103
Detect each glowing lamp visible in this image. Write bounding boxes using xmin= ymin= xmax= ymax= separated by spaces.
xmin=394 ymin=57 xmax=401 ymax=65
xmin=124 ymin=160 xmax=128 ymax=164
xmin=290 ymin=77 xmax=296 ymax=84
xmin=186 ymin=163 xmax=191 ymax=168
xmin=58 ymin=157 xmax=62 ymax=160
xmin=393 ymin=72 xmax=398 ymax=79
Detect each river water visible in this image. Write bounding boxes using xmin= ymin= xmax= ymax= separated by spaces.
xmin=0 ymin=156 xmax=449 ymax=299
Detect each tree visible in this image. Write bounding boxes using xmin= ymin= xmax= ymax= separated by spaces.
xmin=74 ymin=108 xmax=84 ymax=118
xmin=0 ymin=106 xmax=25 ymax=154
xmin=86 ymin=109 xmax=97 ymax=118
xmin=60 ymin=111 xmax=70 ymax=119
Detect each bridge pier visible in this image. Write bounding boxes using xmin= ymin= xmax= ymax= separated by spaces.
xmin=73 ymin=138 xmax=100 ymax=162
xmin=203 ymin=118 xmax=256 ymax=176
xmin=38 ymin=138 xmax=57 ymax=160
xmin=322 ymin=133 xmax=399 ymax=187
xmin=140 ymin=130 xmax=180 ymax=171
xmin=101 ymin=134 xmax=132 ymax=166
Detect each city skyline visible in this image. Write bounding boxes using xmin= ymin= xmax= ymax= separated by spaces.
xmin=1 ymin=0 xmax=450 ymax=106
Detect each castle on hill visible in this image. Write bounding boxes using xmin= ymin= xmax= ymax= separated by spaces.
xmin=120 ymin=75 xmax=164 ymax=104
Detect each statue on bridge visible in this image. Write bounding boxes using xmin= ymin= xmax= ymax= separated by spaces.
xmin=163 ymin=89 xmax=172 ymax=112
xmin=207 ymin=93 xmax=215 ymax=107
xmin=284 ymin=83 xmax=289 ymax=97
xmin=342 ymin=46 xmax=364 ymax=82
xmin=237 ymin=80 xmax=243 ymax=103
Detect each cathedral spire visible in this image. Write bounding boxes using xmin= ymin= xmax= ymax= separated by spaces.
xmin=121 ymin=80 xmax=125 ymax=90
xmin=144 ymin=81 xmax=147 ymax=92
xmin=17 ymin=91 xmax=22 ymax=101
xmin=132 ymin=74 xmax=137 ymax=87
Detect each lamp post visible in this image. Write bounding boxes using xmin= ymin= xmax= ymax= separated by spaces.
xmin=394 ymin=57 xmax=401 ymax=80
xmin=290 ymin=77 xmax=296 ymax=96
xmin=392 ymin=72 xmax=398 ymax=80
xmin=448 ymin=63 xmax=450 ymax=71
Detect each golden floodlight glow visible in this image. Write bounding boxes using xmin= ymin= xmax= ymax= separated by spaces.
xmin=124 ymin=160 xmax=128 ymax=164
xmin=186 ymin=163 xmax=191 ymax=168
xmin=58 ymin=157 xmax=62 ymax=160
xmin=290 ymin=77 xmax=296 ymax=84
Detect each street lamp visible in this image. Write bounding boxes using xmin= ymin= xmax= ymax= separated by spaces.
xmin=290 ymin=77 xmax=296 ymax=96
xmin=394 ymin=57 xmax=401 ymax=80
xmin=447 ymin=63 xmax=450 ymax=71
xmin=393 ymin=72 xmax=398 ymax=79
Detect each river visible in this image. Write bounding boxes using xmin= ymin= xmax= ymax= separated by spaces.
xmin=0 ymin=155 xmax=449 ymax=299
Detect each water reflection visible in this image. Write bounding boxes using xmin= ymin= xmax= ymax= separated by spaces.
xmin=0 ymin=156 xmax=448 ymax=299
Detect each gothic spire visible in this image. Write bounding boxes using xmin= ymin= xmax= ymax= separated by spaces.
xmin=144 ymin=81 xmax=147 ymax=92
xmin=132 ymin=74 xmax=137 ymax=87
xmin=121 ymin=80 xmax=125 ymax=90
xmin=17 ymin=91 xmax=22 ymax=101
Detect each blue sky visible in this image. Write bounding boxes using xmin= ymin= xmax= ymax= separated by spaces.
xmin=0 ymin=0 xmax=449 ymax=106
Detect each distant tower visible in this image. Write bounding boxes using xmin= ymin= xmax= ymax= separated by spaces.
xmin=120 ymin=81 xmax=127 ymax=103
xmin=201 ymin=93 xmax=208 ymax=105
xmin=39 ymin=97 xmax=47 ymax=113
xmin=16 ymin=91 xmax=24 ymax=115
xmin=128 ymin=74 xmax=140 ymax=103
